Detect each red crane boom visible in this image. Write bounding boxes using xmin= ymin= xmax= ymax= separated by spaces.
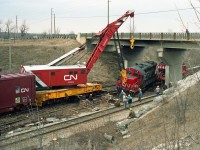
xmin=86 ymin=10 xmax=134 ymax=74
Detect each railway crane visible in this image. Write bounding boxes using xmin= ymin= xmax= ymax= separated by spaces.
xmin=20 ymin=10 xmax=135 ymax=106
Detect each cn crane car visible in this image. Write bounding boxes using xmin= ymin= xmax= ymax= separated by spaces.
xmin=0 ymin=73 xmax=35 ymax=113
xmin=116 ymin=61 xmax=157 ymax=94
xmin=20 ymin=10 xmax=135 ymax=106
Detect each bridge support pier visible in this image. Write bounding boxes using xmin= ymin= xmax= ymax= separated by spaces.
xmin=157 ymin=48 xmax=186 ymax=86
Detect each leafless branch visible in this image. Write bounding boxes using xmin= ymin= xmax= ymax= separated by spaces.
xmin=20 ymin=20 xmax=29 ymax=37
xmin=175 ymin=5 xmax=187 ymax=30
xmin=188 ymin=0 xmax=200 ymax=22
xmin=5 ymin=19 xmax=15 ymax=38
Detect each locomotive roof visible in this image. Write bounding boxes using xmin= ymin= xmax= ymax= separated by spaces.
xmin=131 ymin=61 xmax=157 ymax=74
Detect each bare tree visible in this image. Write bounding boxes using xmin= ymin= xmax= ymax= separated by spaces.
xmin=0 ymin=20 xmax=3 ymax=39
xmin=0 ymin=20 xmax=3 ymax=32
xmin=54 ymin=27 xmax=60 ymax=34
xmin=5 ymin=19 xmax=15 ymax=39
xmin=68 ymin=31 xmax=76 ymax=39
xmin=19 ymin=20 xmax=29 ymax=37
xmin=42 ymin=31 xmax=47 ymax=38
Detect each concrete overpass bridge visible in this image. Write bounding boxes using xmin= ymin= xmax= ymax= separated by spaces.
xmin=77 ymin=32 xmax=200 ymax=85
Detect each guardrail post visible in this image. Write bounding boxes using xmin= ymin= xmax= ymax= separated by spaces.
xmin=173 ymin=33 xmax=176 ymax=40
xmin=187 ymin=33 xmax=190 ymax=40
xmin=161 ymin=33 xmax=163 ymax=40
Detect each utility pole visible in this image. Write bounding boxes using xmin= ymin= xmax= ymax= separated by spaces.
xmin=51 ymin=8 xmax=53 ymax=35
xmin=9 ymin=38 xmax=12 ymax=70
xmin=108 ymin=0 xmax=110 ymax=24
xmin=54 ymin=13 xmax=55 ymax=34
xmin=15 ymin=15 xmax=18 ymax=42
xmin=16 ymin=16 xmax=18 ymax=34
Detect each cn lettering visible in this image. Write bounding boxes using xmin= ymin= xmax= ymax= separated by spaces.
xmin=64 ymin=74 xmax=78 ymax=81
xmin=21 ymin=88 xmax=29 ymax=93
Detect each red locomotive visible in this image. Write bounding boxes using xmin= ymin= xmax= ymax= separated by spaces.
xmin=116 ymin=61 xmax=187 ymax=94
xmin=116 ymin=61 xmax=157 ymax=94
xmin=0 ymin=73 xmax=36 ymax=114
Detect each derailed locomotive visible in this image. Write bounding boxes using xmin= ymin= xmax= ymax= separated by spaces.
xmin=116 ymin=61 xmax=187 ymax=94
xmin=116 ymin=61 xmax=157 ymax=94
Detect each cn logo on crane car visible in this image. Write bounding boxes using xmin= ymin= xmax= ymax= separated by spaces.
xmin=64 ymin=74 xmax=78 ymax=81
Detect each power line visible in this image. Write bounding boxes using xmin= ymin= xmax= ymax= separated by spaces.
xmin=25 ymin=7 xmax=200 ymax=25
xmin=56 ymin=7 xmax=200 ymax=19
xmin=28 ymin=18 xmax=50 ymax=25
xmin=135 ymin=7 xmax=200 ymax=15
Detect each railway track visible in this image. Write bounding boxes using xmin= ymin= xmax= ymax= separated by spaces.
xmin=0 ymin=94 xmax=104 ymax=135
xmin=0 ymin=93 xmax=156 ymax=149
xmin=0 ymin=89 xmax=154 ymax=135
xmin=0 ymin=85 xmax=111 ymax=131
xmin=0 ymin=101 xmax=94 ymax=135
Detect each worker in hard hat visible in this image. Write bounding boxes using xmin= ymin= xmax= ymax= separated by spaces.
xmin=128 ymin=108 xmax=136 ymax=119
xmin=130 ymin=36 xmax=135 ymax=49
xmin=138 ymin=88 xmax=142 ymax=102
xmin=127 ymin=94 xmax=133 ymax=109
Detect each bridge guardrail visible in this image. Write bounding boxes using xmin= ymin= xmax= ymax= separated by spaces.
xmin=1 ymin=32 xmax=200 ymax=41
xmin=80 ymin=32 xmax=200 ymax=41
xmin=0 ymin=33 xmax=77 ymax=40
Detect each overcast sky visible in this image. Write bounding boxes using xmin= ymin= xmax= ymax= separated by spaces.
xmin=1 ymin=0 xmax=200 ymax=34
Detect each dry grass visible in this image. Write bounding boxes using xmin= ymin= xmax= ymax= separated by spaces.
xmin=0 ymin=39 xmax=80 ymax=73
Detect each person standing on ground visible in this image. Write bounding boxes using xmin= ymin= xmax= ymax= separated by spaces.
xmin=138 ymin=88 xmax=142 ymax=102
xmin=119 ymin=89 xmax=124 ymax=102
xmin=122 ymin=92 xmax=127 ymax=109
xmin=127 ymin=94 xmax=133 ymax=109
xmin=155 ymin=85 xmax=160 ymax=96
